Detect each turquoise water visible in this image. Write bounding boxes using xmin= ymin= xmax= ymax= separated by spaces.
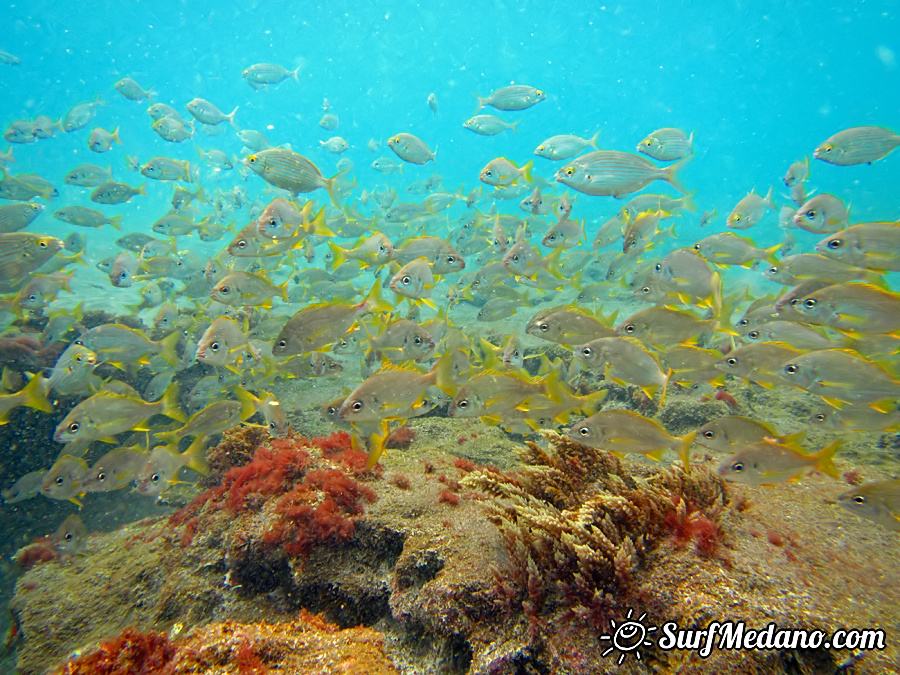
xmin=2 ymin=0 xmax=900 ymax=671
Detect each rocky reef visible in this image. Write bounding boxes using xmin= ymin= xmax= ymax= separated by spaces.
xmin=7 ymin=414 xmax=900 ymax=674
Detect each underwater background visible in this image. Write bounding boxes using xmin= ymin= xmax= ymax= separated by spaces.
xmin=1 ymin=0 xmax=900 ymax=673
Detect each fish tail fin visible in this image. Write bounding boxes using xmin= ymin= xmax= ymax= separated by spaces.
xmin=581 ymin=388 xmax=607 ymax=415
xmin=277 ymin=279 xmax=290 ymax=302
xmin=510 ymin=119 xmax=520 ymax=135
xmin=157 ymin=331 xmax=180 ymax=367
xmin=365 ymin=420 xmax=390 ymax=470
xmin=814 ymin=439 xmax=842 ymax=479
xmin=111 ymin=127 xmax=122 ymax=145
xmin=521 ymin=159 xmax=534 ymax=184
xmin=687 ymin=130 xmax=695 ymax=154
xmin=291 ymin=65 xmax=301 ymax=81
xmin=181 ymin=438 xmax=211 ymax=476
xmin=678 ymin=430 xmax=696 ymax=473
xmin=327 ymin=240 xmax=347 ymax=269
xmin=21 ymin=374 xmax=54 ymax=414
xmin=3 ymin=147 xmax=14 ymax=164
xmin=325 ymin=168 xmax=350 ymax=207
xmin=136 ymin=182 xmax=148 ymax=196
xmin=478 ymin=338 xmax=499 ymax=369
xmin=471 ymin=92 xmax=486 ymax=115
xmin=227 ymin=107 xmax=240 ymax=130
xmin=233 ymin=386 xmax=262 ymax=420
xmin=681 ymin=189 xmax=698 ymax=212
xmin=145 ymin=85 xmax=156 ymax=104
xmin=764 ymin=184 xmax=776 ymax=210
xmin=310 ymin=205 xmax=335 ymax=236
xmin=763 ymin=243 xmax=781 ymax=265
xmin=431 ymin=349 xmax=459 ymax=396
xmin=588 ymin=130 xmax=601 ymax=149
xmin=361 ymin=279 xmax=393 ymax=314
xmin=664 ymin=155 xmax=692 ymax=194
xmin=160 ymin=381 xmax=185 ymax=423
xmin=658 ymin=368 xmax=672 ymax=408
xmin=109 ymin=215 xmax=123 ymax=231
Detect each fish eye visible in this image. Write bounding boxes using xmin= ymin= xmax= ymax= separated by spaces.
xmin=64 ymin=532 xmax=73 ymax=541
xmin=693 ymin=243 xmax=701 ymax=250
xmin=805 ymin=211 xmax=817 ymax=220
xmin=539 ymin=323 xmax=549 ymax=332
xmin=654 ymin=263 xmax=662 ymax=271
xmin=414 ymin=336 xmax=422 ymax=345
xmin=731 ymin=462 xmax=744 ymax=472
xmin=784 ymin=364 xmax=798 ymax=374
xmin=512 ymin=255 xmax=520 ymax=262
xmin=219 ymin=286 xmax=229 ymax=294
xmin=119 ymin=271 xmax=127 ymax=279
xmin=814 ymin=413 xmax=827 ymax=422
xmin=379 ymin=245 xmax=386 ymax=252
xmin=68 ymin=422 xmax=79 ymax=432
xmin=852 ymin=495 xmax=867 ymax=505
xmin=738 ymin=319 xmax=749 ymax=327
xmin=447 ymin=255 xmax=456 ymax=263
xmin=823 ymin=145 xmax=832 ymax=153
xmin=248 ymin=156 xmax=257 ymax=164
xmin=151 ymin=473 xmax=160 ymax=482
xmin=640 ymin=286 xmax=651 ymax=295
xmin=55 ymin=476 xmax=65 ymax=485
xmin=401 ymin=275 xmax=411 ymax=285
xmin=351 ymin=401 xmax=363 ymax=411
xmin=548 ymin=235 xmax=556 ymax=241
xmin=703 ymin=430 xmax=716 ymax=439
xmin=748 ymin=331 xmax=760 ymax=339
xmin=643 ymin=139 xmax=653 ymax=146
xmin=826 ymin=238 xmax=843 ymax=249
xmin=484 ymin=170 xmax=493 ymax=177
xmin=27 ymin=294 xmax=37 ymax=300
xmin=768 ymin=266 xmax=778 ymax=274
xmin=726 ymin=357 xmax=738 ymax=366
xmin=39 ymin=240 xmax=48 ymax=248
xmin=564 ymin=167 xmax=575 ymax=176
xmin=97 ymin=472 xmax=106 ymax=481
xmin=624 ymin=324 xmax=635 ymax=334
xmin=457 ymin=399 xmax=468 ymax=409
xmin=237 ymin=240 xmax=247 ymax=249
xmin=803 ymin=298 xmax=817 ymax=308
xmin=268 ymin=422 xmax=276 ymax=430
xmin=578 ymin=426 xmax=589 ymax=436
xmin=210 ymin=342 xmax=219 ymax=351
xmin=277 ymin=339 xmax=287 ymax=348
xmin=581 ymin=347 xmax=592 ymax=357
xmin=537 ymin=145 xmax=544 ymax=152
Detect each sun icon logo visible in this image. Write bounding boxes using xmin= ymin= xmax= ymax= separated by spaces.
xmin=598 ymin=608 xmax=658 ymax=665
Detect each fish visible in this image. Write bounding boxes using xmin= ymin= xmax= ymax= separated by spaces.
xmin=569 ymin=409 xmax=695 ymax=469
xmin=141 ymin=156 xmax=192 ymax=182
xmin=186 ymin=98 xmax=238 ymax=128
xmin=244 ymin=149 xmax=344 ymax=205
xmin=90 ymin=181 xmax=146 ymax=204
xmin=448 ymin=368 xmax=562 ymax=420
xmin=88 ymin=127 xmax=122 ymax=153
xmin=392 ymin=236 xmax=465 ymax=274
xmin=31 ymin=115 xmax=56 ymax=140
xmin=75 ymin=324 xmax=179 ymax=367
xmin=696 ymin=415 xmax=803 ymax=453
xmin=390 ymin=258 xmax=436 ymax=305
xmin=480 ymin=158 xmax=533 ymax=186
xmin=649 ymin=247 xmax=721 ymax=307
xmin=573 ymin=336 xmax=669 ymax=400
xmin=320 ymin=136 xmax=349 ymax=154
xmin=636 ymin=128 xmax=694 ymax=161
xmin=526 ymin=306 xmax=615 ymax=345
xmin=779 ymin=348 xmax=900 ymax=406
xmin=146 ymin=102 xmax=186 ymax=123
xmin=114 ymin=77 xmax=153 ymax=101
xmin=808 ymin=402 xmax=900 ymax=433
xmin=82 ymin=445 xmax=148 ymax=492
xmin=0 ymin=50 xmax=22 ymax=65
xmin=427 ymin=93 xmax=438 ymax=115
xmin=328 ymin=233 xmax=394 ymax=269
xmin=320 ymin=113 xmax=339 ymax=130
xmin=783 ymin=156 xmax=810 ymax=187
xmin=0 ymin=233 xmax=64 ymax=290
xmin=41 ymin=455 xmax=89 ymax=503
xmin=693 ymin=232 xmax=779 ymax=267
xmin=837 ymin=479 xmax=900 ymax=531
xmin=61 ymin=96 xmax=107 ymax=133
xmin=741 ymin=320 xmax=836 ymax=350
xmin=387 ymin=133 xmax=435 ymax=165
xmin=477 ymin=298 xmax=527 ymax=322
xmin=0 ymin=202 xmax=43 ymax=233
xmin=109 ymin=252 xmax=138 ymax=287
xmin=659 ymin=345 xmax=723 ymax=386
xmin=53 ymin=205 xmax=122 ymax=229
xmin=134 ymin=444 xmax=209 ymax=496
xmin=242 ymin=62 xmax=300 ymax=89
xmin=718 ymin=439 xmax=840 ymax=485
xmin=63 ymin=163 xmax=113 ymax=187
xmin=474 ymin=85 xmax=546 ymax=112
xmin=715 ymin=342 xmax=803 ymax=389
xmin=463 ymin=115 xmax=518 ymax=136
xmin=2 ymin=470 xmax=44 ymax=504
xmin=555 ymin=151 xmax=688 ymax=197
xmin=793 ymin=282 xmax=900 ymax=335
xmin=273 ymin=282 xmax=392 ymax=356
xmin=792 ymin=194 xmax=849 ymax=234
xmin=4 ymin=120 xmax=35 ymax=144
xmin=151 ymin=117 xmax=193 ymax=143
xmin=238 ymin=130 xmax=271 ymax=151
xmin=196 ymin=317 xmax=261 ymax=369
xmin=726 ymin=186 xmax=776 ymax=229
xmin=53 ymin=382 xmax=184 ymax=446
xmin=534 ymin=132 xmax=600 ymax=160
xmin=211 ymin=271 xmax=289 ymax=307
xmin=762 ymin=254 xmax=880 ymax=286
xmin=256 ymin=392 xmax=291 ymax=438
xmin=156 ymin=388 xmax=260 ymax=452
xmin=542 ymin=218 xmax=585 ymax=249
xmin=814 ymin=126 xmax=900 ymax=165
xmin=815 ymin=221 xmax=900 ymax=271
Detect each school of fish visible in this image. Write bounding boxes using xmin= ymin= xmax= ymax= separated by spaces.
xmin=2 ymin=65 xmax=900 ymax=537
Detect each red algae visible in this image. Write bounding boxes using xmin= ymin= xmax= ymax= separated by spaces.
xmin=56 ymin=627 xmax=176 ymax=675
xmin=438 ymin=489 xmax=460 ymax=506
xmin=665 ymin=496 xmax=722 ymax=558
xmin=15 ymin=541 xmax=59 ymax=571
xmin=385 ymin=424 xmax=416 ymax=450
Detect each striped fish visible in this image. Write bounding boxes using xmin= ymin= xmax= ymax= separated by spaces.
xmin=473 ymin=85 xmax=546 ymax=112
xmin=554 ymin=150 xmax=689 ymax=198
xmin=0 ymin=202 xmax=42 ymax=233
xmin=815 ymin=126 xmax=900 ymax=166
xmin=637 ymin=127 xmax=694 ymax=161
xmin=244 ymin=149 xmax=345 ymax=205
